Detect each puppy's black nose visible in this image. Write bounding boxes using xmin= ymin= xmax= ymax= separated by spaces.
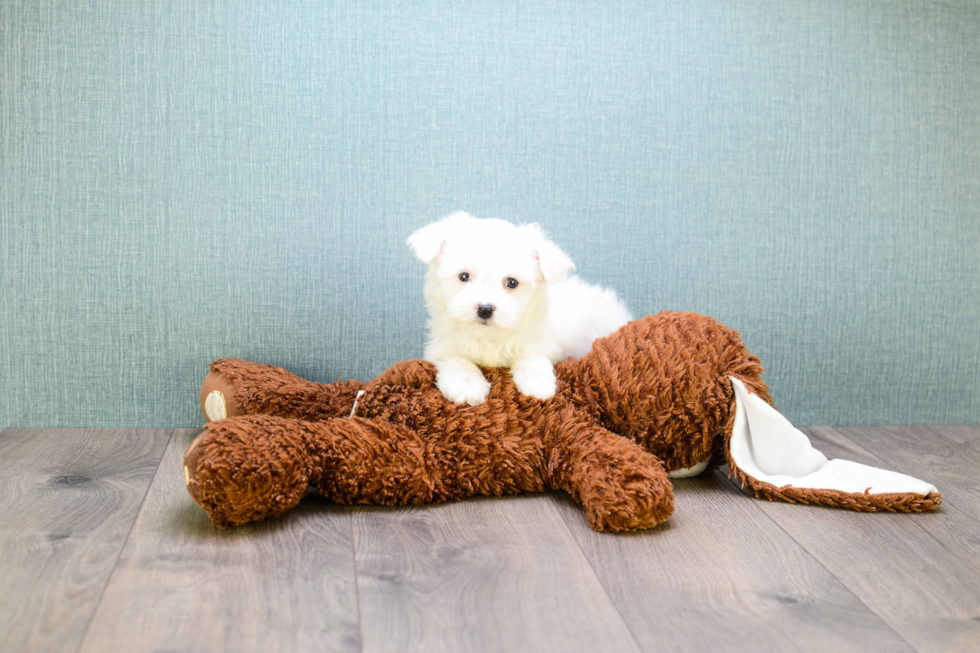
xmin=477 ymin=304 xmax=495 ymax=320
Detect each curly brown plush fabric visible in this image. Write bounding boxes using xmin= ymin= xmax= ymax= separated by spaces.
xmin=184 ymin=311 xmax=940 ymax=532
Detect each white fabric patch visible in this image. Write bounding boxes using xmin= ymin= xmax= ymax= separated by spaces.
xmin=349 ymin=390 xmax=366 ymax=418
xmin=668 ymin=459 xmax=710 ymax=478
xmin=204 ymin=390 xmax=226 ymax=421
xmin=729 ymin=377 xmax=937 ymax=496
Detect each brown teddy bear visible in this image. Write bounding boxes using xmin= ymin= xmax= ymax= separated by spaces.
xmin=184 ymin=312 xmax=941 ymax=532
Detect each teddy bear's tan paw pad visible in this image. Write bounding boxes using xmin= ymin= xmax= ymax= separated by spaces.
xmin=204 ymin=390 xmax=227 ymax=422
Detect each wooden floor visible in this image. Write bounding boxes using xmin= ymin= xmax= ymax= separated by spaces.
xmin=1 ymin=426 xmax=979 ymax=652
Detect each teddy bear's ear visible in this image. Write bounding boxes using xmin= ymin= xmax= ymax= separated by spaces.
xmin=522 ymin=223 xmax=575 ymax=283
xmin=407 ymin=211 xmax=474 ymax=264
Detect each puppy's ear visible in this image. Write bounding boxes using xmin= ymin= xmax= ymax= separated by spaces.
xmin=523 ymin=223 xmax=575 ymax=283
xmin=407 ymin=212 xmax=472 ymax=263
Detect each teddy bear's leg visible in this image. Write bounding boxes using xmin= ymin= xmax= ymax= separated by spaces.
xmin=184 ymin=413 xmax=463 ymax=528
xmin=183 ymin=414 xmax=322 ymax=527
xmin=544 ymin=408 xmax=675 ymax=532
xmin=200 ymin=358 xmax=365 ymax=423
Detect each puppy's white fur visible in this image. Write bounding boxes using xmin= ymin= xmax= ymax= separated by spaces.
xmin=408 ymin=212 xmax=632 ymax=405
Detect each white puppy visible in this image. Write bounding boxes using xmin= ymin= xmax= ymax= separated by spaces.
xmin=408 ymin=212 xmax=632 ymax=405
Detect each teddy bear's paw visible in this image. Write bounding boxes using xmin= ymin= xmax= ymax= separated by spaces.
xmin=200 ymin=370 xmax=244 ymax=422
xmin=511 ymin=357 xmax=557 ymax=400
xmin=204 ymin=390 xmax=227 ymax=421
xmin=585 ymin=484 xmax=675 ymax=533
xmin=436 ymin=367 xmax=492 ymax=406
xmin=184 ymin=416 xmax=313 ymax=528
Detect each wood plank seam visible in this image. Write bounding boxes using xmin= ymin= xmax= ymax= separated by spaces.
xmin=807 ymin=427 xmax=979 ymax=528
xmin=718 ymin=470 xmax=922 ymax=653
xmin=929 ymin=425 xmax=980 ymax=445
xmin=551 ymin=493 xmax=647 ymax=653
xmin=351 ymin=495 xmax=642 ymax=652
xmin=77 ymin=429 xmax=362 ymax=652
xmin=859 ymin=427 xmax=980 ymax=528
xmin=74 ymin=428 xmax=176 ymax=653
xmin=348 ymin=507 xmax=365 ymax=652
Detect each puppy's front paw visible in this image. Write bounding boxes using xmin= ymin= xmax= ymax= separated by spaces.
xmin=512 ymin=357 xmax=557 ymax=400
xmin=437 ymin=367 xmax=492 ymax=406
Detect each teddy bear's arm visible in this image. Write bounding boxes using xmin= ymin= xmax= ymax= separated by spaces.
xmin=544 ymin=407 xmax=675 ymax=532
xmin=184 ymin=412 xmax=465 ymax=528
xmin=309 ymin=416 xmax=463 ymax=506
xmin=200 ymin=358 xmax=365 ymax=422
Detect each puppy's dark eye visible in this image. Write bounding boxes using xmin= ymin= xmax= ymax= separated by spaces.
xmin=505 ymin=277 xmax=519 ymax=289
xmin=458 ymin=272 xmax=470 ymax=282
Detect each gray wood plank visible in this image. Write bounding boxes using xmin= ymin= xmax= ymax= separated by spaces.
xmin=926 ymin=424 xmax=980 ymax=445
xmin=79 ymin=429 xmax=361 ymax=653
xmin=727 ymin=427 xmax=980 ymax=653
xmin=0 ymin=428 xmax=172 ymax=653
xmin=552 ymin=474 xmax=914 ymax=653
xmin=806 ymin=425 xmax=980 ymax=526
xmin=353 ymin=494 xmax=641 ymax=653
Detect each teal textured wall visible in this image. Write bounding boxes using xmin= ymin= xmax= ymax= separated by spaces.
xmin=2 ymin=1 xmax=978 ymax=428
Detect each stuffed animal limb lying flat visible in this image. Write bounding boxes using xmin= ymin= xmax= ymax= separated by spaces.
xmin=184 ymin=312 xmax=941 ymax=532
